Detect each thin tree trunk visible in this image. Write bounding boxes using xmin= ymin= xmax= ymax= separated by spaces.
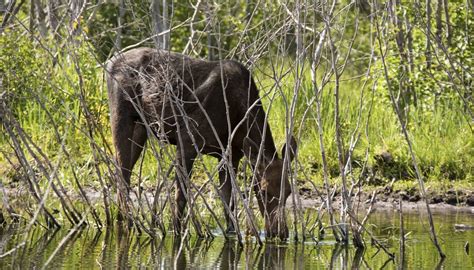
xmin=162 ymin=0 xmax=170 ymax=50
xmin=404 ymin=8 xmax=415 ymax=76
xmin=425 ymin=0 xmax=432 ymax=69
xmin=295 ymin=0 xmax=303 ymax=59
xmin=391 ymin=0 xmax=413 ymax=117
xmin=29 ymin=0 xmax=35 ymax=34
xmin=205 ymin=3 xmax=216 ymax=60
xmin=435 ymin=0 xmax=443 ymax=42
xmin=404 ymin=6 xmax=417 ymax=107
xmin=391 ymin=0 xmax=405 ymax=55
xmin=33 ymin=0 xmax=47 ymax=36
xmin=151 ymin=0 xmax=162 ymax=48
xmin=442 ymin=0 xmax=451 ymax=45
xmin=151 ymin=0 xmax=168 ymax=50
xmin=47 ymin=0 xmax=59 ymax=34
xmin=114 ymin=0 xmax=125 ymax=51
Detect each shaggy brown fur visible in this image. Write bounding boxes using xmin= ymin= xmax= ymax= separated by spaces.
xmin=106 ymin=47 xmax=296 ymax=239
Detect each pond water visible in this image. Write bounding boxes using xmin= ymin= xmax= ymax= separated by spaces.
xmin=0 ymin=210 xmax=473 ymax=269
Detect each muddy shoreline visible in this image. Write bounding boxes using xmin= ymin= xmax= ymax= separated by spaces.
xmin=3 ymin=184 xmax=473 ymax=216
xmin=293 ymin=187 xmax=474 ymax=214
xmin=290 ymin=196 xmax=474 ymax=214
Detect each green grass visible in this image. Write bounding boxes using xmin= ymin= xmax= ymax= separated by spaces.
xmin=254 ymin=57 xmax=473 ymax=186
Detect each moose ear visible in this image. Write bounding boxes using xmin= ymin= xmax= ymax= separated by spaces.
xmin=243 ymin=137 xmax=265 ymax=165
xmin=282 ymin=136 xmax=297 ymax=162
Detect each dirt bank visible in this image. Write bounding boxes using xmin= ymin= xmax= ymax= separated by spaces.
xmin=292 ymin=187 xmax=474 ymax=214
xmin=2 ymin=184 xmax=473 ymax=216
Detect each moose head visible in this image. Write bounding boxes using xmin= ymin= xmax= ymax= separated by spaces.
xmin=244 ymin=136 xmax=297 ymax=239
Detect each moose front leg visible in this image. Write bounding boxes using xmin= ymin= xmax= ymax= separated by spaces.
xmin=218 ymin=156 xmax=241 ymax=234
xmin=173 ymin=150 xmax=196 ymax=234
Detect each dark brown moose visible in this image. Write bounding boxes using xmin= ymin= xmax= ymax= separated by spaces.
xmin=106 ymin=47 xmax=297 ymax=239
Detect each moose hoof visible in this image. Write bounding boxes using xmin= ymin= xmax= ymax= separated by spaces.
xmin=117 ymin=212 xmax=133 ymax=228
xmin=266 ymin=228 xmax=289 ymax=240
xmin=173 ymin=220 xmax=183 ymax=235
xmin=225 ymin=225 xmax=237 ymax=235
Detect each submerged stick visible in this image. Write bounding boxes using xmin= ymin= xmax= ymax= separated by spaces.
xmin=347 ymin=211 xmax=395 ymax=258
xmin=399 ymin=199 xmax=405 ymax=269
xmin=41 ymin=214 xmax=88 ymax=269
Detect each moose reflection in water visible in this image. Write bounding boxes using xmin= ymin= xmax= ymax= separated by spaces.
xmin=109 ymin=229 xmax=376 ymax=269
xmin=0 ymin=226 xmax=353 ymax=269
xmin=106 ymin=48 xmax=297 ymax=239
xmin=112 ymin=229 xmax=302 ymax=269
xmin=2 ymin=210 xmax=473 ymax=269
xmin=0 ymin=225 xmax=385 ymax=269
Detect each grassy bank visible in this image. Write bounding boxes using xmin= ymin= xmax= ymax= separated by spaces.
xmin=256 ymin=58 xmax=473 ymax=187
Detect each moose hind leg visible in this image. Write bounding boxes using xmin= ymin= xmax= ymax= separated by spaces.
xmin=110 ymin=106 xmax=136 ymax=222
xmin=130 ymin=122 xmax=148 ymax=169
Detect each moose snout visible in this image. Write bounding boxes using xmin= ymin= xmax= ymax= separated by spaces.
xmin=264 ymin=202 xmax=289 ymax=240
xmin=266 ymin=221 xmax=289 ymax=240
xmin=265 ymin=216 xmax=289 ymax=240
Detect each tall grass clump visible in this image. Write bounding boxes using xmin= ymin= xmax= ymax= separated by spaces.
xmin=253 ymin=57 xmax=473 ymax=186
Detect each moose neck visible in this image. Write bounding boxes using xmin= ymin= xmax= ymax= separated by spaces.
xmin=247 ymin=101 xmax=278 ymax=163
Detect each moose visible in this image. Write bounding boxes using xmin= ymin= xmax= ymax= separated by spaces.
xmin=106 ymin=47 xmax=297 ymax=239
